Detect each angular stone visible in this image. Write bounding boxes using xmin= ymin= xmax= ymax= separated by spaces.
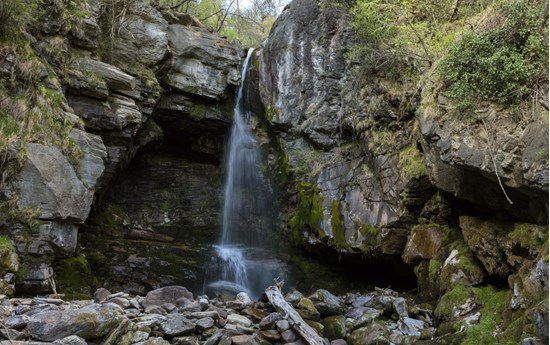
xmin=232 ymin=335 xmax=258 ymax=345
xmin=259 ymin=329 xmax=281 ymax=343
xmin=111 ymin=1 xmax=168 ymax=66
xmin=70 ymin=129 xmax=107 ymax=189
xmin=260 ymin=312 xmax=282 ymax=330
xmin=392 ymin=297 xmax=408 ymax=318
xmin=174 ymin=336 xmax=200 ymax=345
xmin=196 ymin=317 xmax=215 ymax=331
xmin=281 ymin=330 xmax=299 ymax=343
xmin=4 ymin=314 xmax=28 ymax=329
xmin=13 ymin=143 xmax=93 ymax=222
xmin=79 ymin=58 xmax=137 ymax=98
xmin=348 ymin=323 xmax=390 ymax=345
xmin=159 ymin=314 xmax=195 ymax=337
xmin=276 ymin=319 xmax=290 ymax=332
xmin=309 ymin=289 xmax=344 ymax=316
xmin=52 ymin=335 xmax=88 ymax=345
xmin=27 ymin=303 xmax=122 ymax=341
xmin=321 ymin=316 xmax=346 ymax=341
xmin=297 ymin=298 xmax=320 ymax=321
xmin=227 ymin=313 xmax=252 ymax=327
xmin=162 ymin=24 xmax=240 ymax=100
xmin=144 ymin=286 xmax=194 ymax=308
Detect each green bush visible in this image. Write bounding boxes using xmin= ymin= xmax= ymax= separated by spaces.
xmin=437 ymin=0 xmax=548 ymax=110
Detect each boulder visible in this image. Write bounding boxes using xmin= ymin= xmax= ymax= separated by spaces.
xmin=162 ymin=24 xmax=240 ymax=100
xmin=402 ymin=224 xmax=449 ymax=264
xmin=144 ymin=286 xmax=194 ymax=308
xmin=321 ymin=316 xmax=346 ymax=341
xmin=309 ymin=289 xmax=344 ymax=316
xmin=27 ymin=303 xmax=122 ymax=341
xmin=110 ymin=0 xmax=169 ymax=66
xmin=13 ymin=143 xmax=93 ymax=222
xmin=348 ymin=323 xmax=390 ymax=345
xmin=159 ymin=314 xmax=196 ymax=337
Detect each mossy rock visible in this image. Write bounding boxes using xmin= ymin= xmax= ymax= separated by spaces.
xmin=321 ymin=315 xmax=346 ymax=340
xmin=414 ymin=259 xmax=441 ymax=302
xmin=439 ymin=240 xmax=486 ymax=294
xmin=54 ymin=254 xmax=98 ymax=299
xmin=290 ymin=182 xmax=324 ymax=244
xmin=434 ymin=284 xmax=473 ymax=322
xmin=0 ymin=236 xmax=19 ymax=276
xmin=297 ymin=298 xmax=321 ymax=321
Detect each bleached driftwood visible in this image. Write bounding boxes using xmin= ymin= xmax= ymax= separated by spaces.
xmin=265 ymin=285 xmax=329 ymax=345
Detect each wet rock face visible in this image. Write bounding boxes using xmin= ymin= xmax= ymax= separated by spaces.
xmin=260 ymin=0 xmax=352 ymax=148
xmin=259 ymin=0 xmax=429 ymax=259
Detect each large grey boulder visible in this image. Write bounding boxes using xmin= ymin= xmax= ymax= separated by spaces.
xmin=162 ymin=24 xmax=240 ymax=100
xmin=13 ymin=143 xmax=93 ymax=222
xmin=111 ymin=0 xmax=169 ymax=66
xmin=27 ymin=303 xmax=122 ymax=341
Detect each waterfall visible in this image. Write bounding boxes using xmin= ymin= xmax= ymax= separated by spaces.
xmin=207 ymin=48 xmax=283 ymax=298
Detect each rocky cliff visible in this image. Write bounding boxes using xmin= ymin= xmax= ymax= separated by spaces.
xmin=0 ymin=0 xmax=243 ymax=296
xmin=259 ymin=0 xmax=548 ymax=343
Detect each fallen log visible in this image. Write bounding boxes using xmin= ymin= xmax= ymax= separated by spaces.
xmin=265 ymin=285 xmax=329 ymax=345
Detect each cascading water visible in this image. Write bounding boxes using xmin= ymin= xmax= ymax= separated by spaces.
xmin=207 ymin=48 xmax=285 ymax=298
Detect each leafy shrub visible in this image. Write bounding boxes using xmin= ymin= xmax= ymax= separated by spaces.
xmin=437 ymin=0 xmax=548 ymax=110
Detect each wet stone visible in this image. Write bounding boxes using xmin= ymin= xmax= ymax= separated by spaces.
xmin=276 ymin=319 xmax=290 ymax=332
xmin=260 ymin=312 xmax=282 ymax=330
xmin=196 ymin=317 xmax=216 ymax=331
xmin=260 ymin=329 xmax=281 ymax=342
xmin=281 ymin=330 xmax=299 ymax=343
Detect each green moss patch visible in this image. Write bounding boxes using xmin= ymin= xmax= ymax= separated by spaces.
xmin=399 ymin=144 xmax=427 ymax=179
xmin=290 ymin=182 xmax=325 ymax=244
xmin=330 ymin=200 xmax=349 ymax=250
xmin=54 ymin=254 xmax=98 ymax=299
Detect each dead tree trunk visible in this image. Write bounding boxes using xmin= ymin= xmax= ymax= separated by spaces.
xmin=265 ymin=285 xmax=329 ymax=345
